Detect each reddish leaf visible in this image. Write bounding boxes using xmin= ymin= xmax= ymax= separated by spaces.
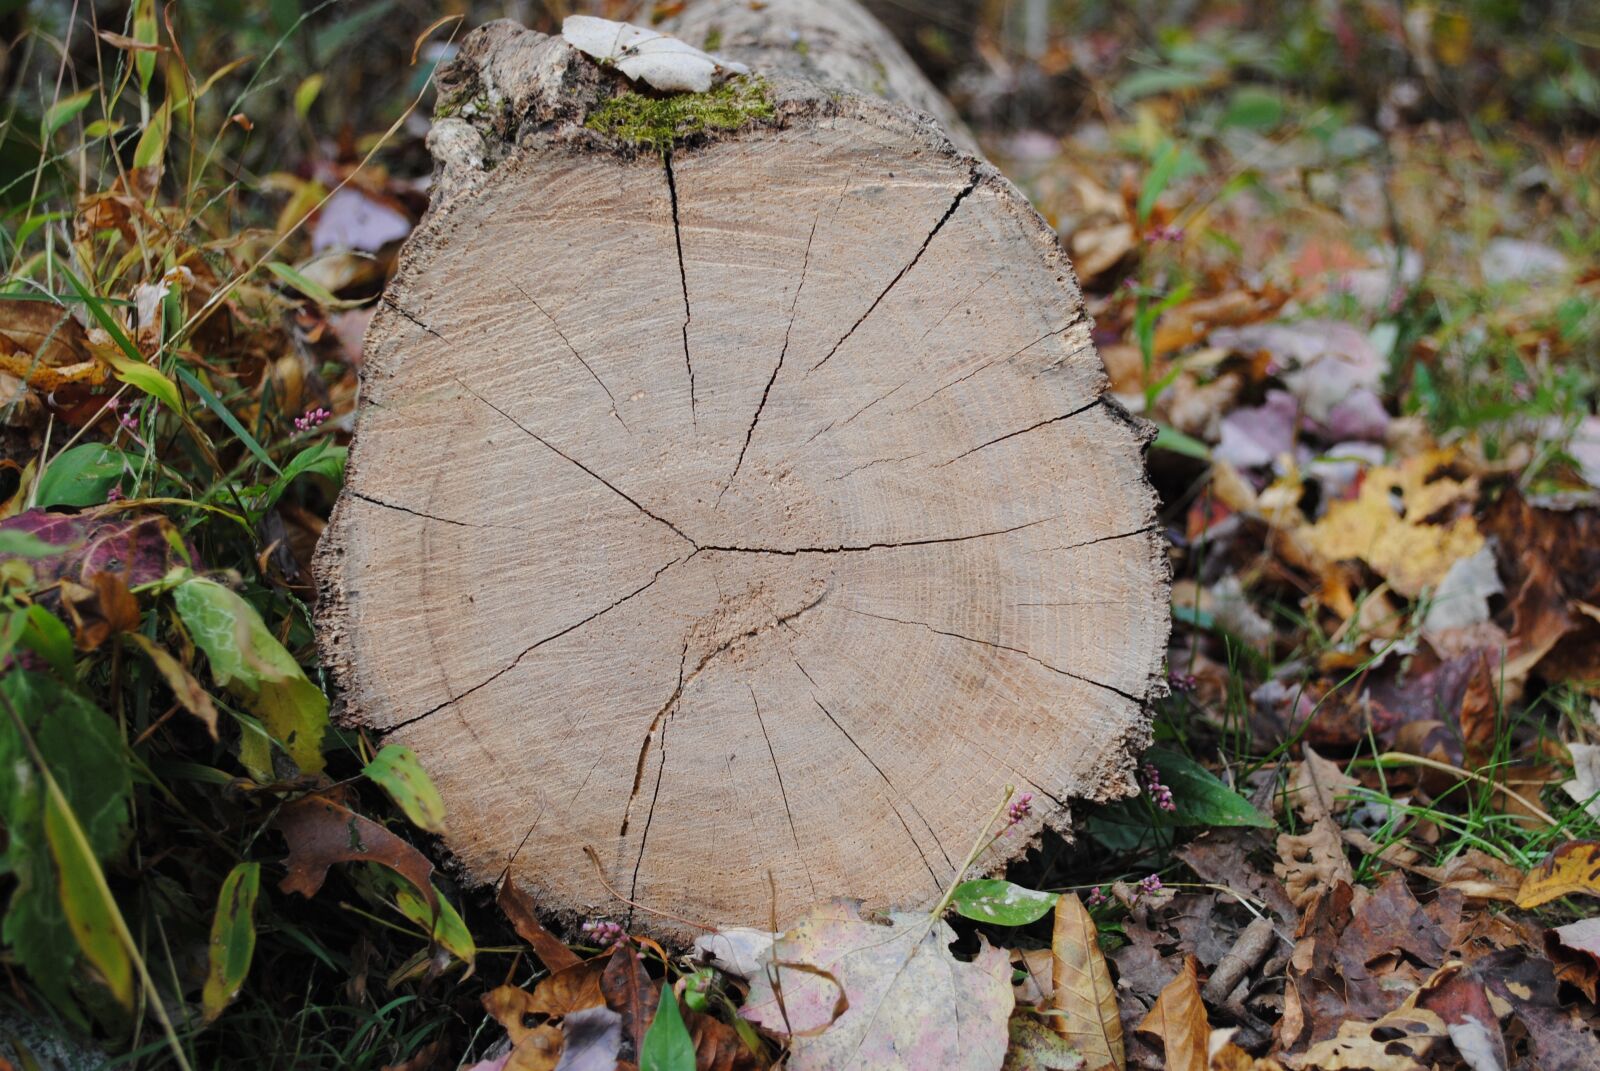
xmin=602 ymin=941 xmax=656 ymax=1061
xmin=1413 ymin=964 xmax=1508 ymax=1071
xmin=1 ymin=508 xmax=190 ymax=589
xmin=275 ymin=795 xmax=436 ymax=912
xmin=498 ymin=878 xmax=581 ymax=973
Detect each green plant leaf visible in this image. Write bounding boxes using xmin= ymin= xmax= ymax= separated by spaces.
xmin=265 ymin=261 xmax=362 ymax=309
xmin=0 ymin=673 xmax=132 ymax=1018
xmin=43 ymin=88 xmax=95 ymax=137
xmin=293 ymin=73 xmax=324 ymax=119
xmin=133 ymin=0 xmax=158 ymax=93
xmin=1152 ymin=423 xmax=1211 ymax=460
xmin=18 ymin=605 xmax=76 ymax=680
xmin=950 ymin=879 xmax=1059 ymax=926
xmin=1222 ymin=86 xmax=1284 ymax=131
xmin=363 ymin=745 xmax=446 ymax=834
xmin=641 ymin=983 xmax=696 ymax=1071
xmin=173 ymin=577 xmax=328 ymax=773
xmin=43 ymin=788 xmax=133 ymax=1008
xmin=1113 ymin=66 xmax=1218 ymax=104
xmin=259 ymin=443 xmax=346 ymax=511
xmin=202 ymin=862 xmax=260 ymax=1021
xmin=1145 ymin=747 xmax=1272 ymax=828
xmin=1138 ymin=141 xmax=1182 ymax=224
xmin=132 ymin=99 xmax=170 ymax=170
xmin=34 ymin=443 xmax=126 ymax=507
xmin=175 ymin=366 xmax=281 ymax=475
xmin=0 ymin=527 xmax=60 ymax=557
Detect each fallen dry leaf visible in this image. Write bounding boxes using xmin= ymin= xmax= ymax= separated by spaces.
xmin=1135 ymin=956 xmax=1209 ymax=1071
xmin=498 ymin=878 xmax=582 ymax=973
xmin=1274 ymin=818 xmax=1354 ymax=909
xmin=483 ymin=984 xmax=570 ymax=1071
xmin=1412 ymin=963 xmax=1508 ymax=1071
xmin=1410 ymin=849 xmax=1524 ymax=903
xmin=1003 ymin=1015 xmax=1087 ymax=1070
xmin=1050 ymin=893 xmax=1124 ymax=1071
xmin=276 ymin=795 xmax=436 ymax=911
xmin=601 ymin=941 xmax=654 ymax=1063
xmin=1285 ymin=747 xmax=1357 ymax=825
xmin=1544 ymin=917 xmax=1600 ymax=1003
xmin=1478 ymin=948 xmax=1600 ymax=1069
xmin=1561 ymin=743 xmax=1600 ymax=821
xmin=740 ymin=899 xmax=1012 ymax=1071
xmin=1300 ymin=450 xmax=1482 ymax=598
xmin=0 ymin=298 xmax=109 ymax=391
xmin=1516 ymin=840 xmax=1600 ymax=908
xmin=1286 ymin=962 xmax=1457 ymax=1071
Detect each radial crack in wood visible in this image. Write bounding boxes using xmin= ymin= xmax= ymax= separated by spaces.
xmin=314 ymin=0 xmax=1170 ymax=940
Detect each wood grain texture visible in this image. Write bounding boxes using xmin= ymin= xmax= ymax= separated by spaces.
xmin=315 ymin=0 xmax=1169 ymax=939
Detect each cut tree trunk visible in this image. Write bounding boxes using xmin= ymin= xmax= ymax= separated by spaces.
xmin=314 ymin=0 xmax=1169 ymax=941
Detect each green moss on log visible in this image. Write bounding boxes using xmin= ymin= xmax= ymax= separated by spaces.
xmin=585 ymin=78 xmax=775 ymax=151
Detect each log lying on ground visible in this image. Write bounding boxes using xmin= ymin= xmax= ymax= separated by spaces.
xmin=315 ymin=0 xmax=1169 ymax=940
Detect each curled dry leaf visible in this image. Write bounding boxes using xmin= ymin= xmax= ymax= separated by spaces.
xmin=1544 ymin=917 xmax=1600 ymax=1003
xmin=1285 ymin=746 xmax=1357 ymax=825
xmin=1515 ymin=840 xmax=1600 ymax=908
xmin=1274 ymin=818 xmax=1354 ymax=910
xmin=1412 ymin=964 xmax=1508 ymax=1071
xmin=498 ymin=879 xmax=583 ymax=973
xmin=1135 ymin=956 xmax=1210 ymax=1071
xmin=740 ymin=899 xmax=1012 ymax=1071
xmin=275 ymin=794 xmax=436 ymax=912
xmin=561 ymin=15 xmax=749 ymax=93
xmin=0 ymin=298 xmax=110 ymax=391
xmin=483 ymin=984 xmax=567 ymax=1071
xmin=1050 ymin=893 xmax=1124 ymax=1071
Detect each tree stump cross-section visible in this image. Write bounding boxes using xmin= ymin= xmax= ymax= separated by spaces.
xmin=315 ymin=1 xmax=1170 ymax=941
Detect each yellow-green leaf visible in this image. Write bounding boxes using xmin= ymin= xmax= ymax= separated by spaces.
xmin=202 ymin=862 xmax=260 ymax=1021
xmin=293 ymin=74 xmax=324 ymax=119
xmin=101 ymin=346 xmax=182 ymax=411
xmin=126 ymin=633 xmax=219 ymax=739
xmin=44 ymin=89 xmax=95 ymax=137
xmin=173 ymin=577 xmax=328 ymax=773
xmin=133 ymin=0 xmax=158 ymax=92
xmin=394 ymin=880 xmax=475 ymax=964
xmin=132 ymin=99 xmax=170 ymax=170
xmin=363 ymin=745 xmax=446 ymax=834
xmin=43 ymin=789 xmax=133 ymax=1008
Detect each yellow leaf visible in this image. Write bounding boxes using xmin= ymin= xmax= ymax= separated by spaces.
xmin=1050 ymin=893 xmax=1124 ymax=1071
xmin=1300 ymin=449 xmax=1482 ymax=598
xmin=1517 ymin=840 xmax=1600 ymax=908
xmin=1135 ymin=956 xmax=1209 ymax=1071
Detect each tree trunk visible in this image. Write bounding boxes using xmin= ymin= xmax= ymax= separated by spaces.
xmin=314 ymin=0 xmax=1169 ymax=940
